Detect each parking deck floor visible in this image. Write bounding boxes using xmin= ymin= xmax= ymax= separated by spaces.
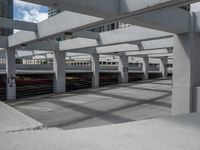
xmin=7 ymin=78 xmax=172 ymax=130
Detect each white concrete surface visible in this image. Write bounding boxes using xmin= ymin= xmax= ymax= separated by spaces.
xmin=6 ymin=49 xmax=16 ymax=101
xmin=0 ymin=16 xmax=37 ymax=31
xmin=160 ymin=56 xmax=168 ymax=77
xmin=21 ymin=1 xmax=193 ymax=33
xmin=142 ymin=57 xmax=149 ymax=80
xmin=0 ymin=101 xmax=43 ymax=133
xmin=9 ymin=78 xmax=172 ymax=130
xmin=53 ymin=51 xmax=66 ymax=94
xmin=172 ymin=33 xmax=200 ymax=115
xmin=0 ymin=112 xmax=200 ymax=150
xmin=118 ymin=54 xmax=129 ymax=84
xmin=91 ymin=54 xmax=99 ymax=88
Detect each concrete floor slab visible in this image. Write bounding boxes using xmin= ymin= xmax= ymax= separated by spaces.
xmin=8 ymin=78 xmax=172 ymax=130
xmin=0 ymin=101 xmax=43 ymax=133
xmin=0 ymin=112 xmax=200 ymax=150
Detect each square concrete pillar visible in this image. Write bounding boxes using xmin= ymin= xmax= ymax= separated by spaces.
xmin=142 ymin=57 xmax=149 ymax=80
xmin=53 ymin=51 xmax=66 ymax=94
xmin=160 ymin=56 xmax=168 ymax=78
xmin=91 ymin=54 xmax=99 ymax=88
xmin=118 ymin=55 xmax=128 ymax=84
xmin=172 ymin=33 xmax=200 ymax=115
xmin=194 ymin=87 xmax=200 ymax=112
xmin=6 ymin=49 xmax=16 ymax=100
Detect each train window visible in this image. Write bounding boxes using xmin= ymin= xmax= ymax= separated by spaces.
xmin=112 ymin=62 xmax=116 ymax=65
xmin=111 ymin=23 xmax=115 ymax=30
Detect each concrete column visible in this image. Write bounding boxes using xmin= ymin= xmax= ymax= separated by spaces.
xmin=118 ymin=54 xmax=128 ymax=84
xmin=6 ymin=49 xmax=16 ymax=100
xmin=142 ymin=57 xmax=149 ymax=80
xmin=91 ymin=54 xmax=99 ymax=88
xmin=53 ymin=51 xmax=66 ymax=94
xmin=172 ymin=33 xmax=200 ymax=115
xmin=160 ymin=56 xmax=168 ymax=78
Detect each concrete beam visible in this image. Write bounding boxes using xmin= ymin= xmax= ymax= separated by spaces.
xmin=59 ymin=26 xmax=172 ymax=52
xmin=17 ymin=41 xmax=59 ymax=51
xmin=148 ymin=53 xmax=173 ymax=58
xmin=16 ymin=50 xmax=52 ymax=59
xmin=66 ymin=37 xmax=174 ymax=54
xmin=21 ymin=0 xmax=198 ymax=18
xmin=8 ymin=11 xmax=102 ymax=48
xmin=0 ymin=17 xmax=37 ymax=31
xmin=59 ymin=38 xmax=98 ymax=51
xmin=126 ymin=49 xmax=170 ymax=56
xmin=22 ymin=0 xmax=118 ymax=18
xmin=21 ymin=0 xmax=197 ymax=33
xmin=126 ymin=7 xmax=190 ymax=33
xmin=132 ymin=37 xmax=174 ymax=50
xmin=73 ymin=31 xmax=100 ymax=40
xmin=0 ymin=36 xmax=8 ymax=48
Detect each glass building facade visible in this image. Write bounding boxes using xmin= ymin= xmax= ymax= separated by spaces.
xmin=0 ymin=0 xmax=13 ymax=36
xmin=48 ymin=7 xmax=62 ymax=17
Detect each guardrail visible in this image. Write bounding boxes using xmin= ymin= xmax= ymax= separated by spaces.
xmin=0 ymin=64 xmax=160 ymax=72
xmin=16 ymin=79 xmax=53 ymax=99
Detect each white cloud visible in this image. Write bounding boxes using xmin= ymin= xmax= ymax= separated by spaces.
xmin=14 ymin=0 xmax=48 ymax=23
xmin=191 ymin=2 xmax=200 ymax=12
xmin=14 ymin=0 xmax=42 ymax=9
xmin=21 ymin=8 xmax=48 ymax=23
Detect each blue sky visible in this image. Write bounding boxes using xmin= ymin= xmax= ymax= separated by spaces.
xmin=14 ymin=0 xmax=48 ymax=23
xmin=13 ymin=0 xmax=200 ymax=23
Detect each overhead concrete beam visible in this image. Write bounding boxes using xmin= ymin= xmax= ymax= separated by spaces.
xmin=66 ymin=37 xmax=174 ymax=54
xmin=148 ymin=53 xmax=173 ymax=58
xmin=8 ymin=31 xmax=37 ymax=48
xmin=22 ymin=0 xmax=118 ymax=18
xmin=8 ymin=11 xmax=102 ymax=48
xmin=0 ymin=36 xmax=8 ymax=48
xmin=0 ymin=17 xmax=37 ymax=31
xmin=139 ymin=38 xmax=174 ymax=50
xmin=127 ymin=7 xmax=190 ymax=33
xmin=59 ymin=26 xmax=172 ymax=52
xmin=21 ymin=0 xmax=198 ymax=33
xmin=17 ymin=41 xmax=59 ymax=51
xmin=126 ymin=49 xmax=170 ymax=56
xmin=21 ymin=0 xmax=198 ymax=18
xmin=59 ymin=38 xmax=98 ymax=51
xmin=73 ymin=31 xmax=100 ymax=40
xmin=16 ymin=50 xmax=52 ymax=59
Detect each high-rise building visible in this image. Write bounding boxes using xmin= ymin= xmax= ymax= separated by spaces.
xmin=48 ymin=7 xmax=62 ymax=17
xmin=180 ymin=5 xmax=190 ymax=11
xmin=0 ymin=0 xmax=13 ymax=36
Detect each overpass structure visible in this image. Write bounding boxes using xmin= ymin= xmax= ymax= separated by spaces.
xmin=0 ymin=0 xmax=200 ymax=116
